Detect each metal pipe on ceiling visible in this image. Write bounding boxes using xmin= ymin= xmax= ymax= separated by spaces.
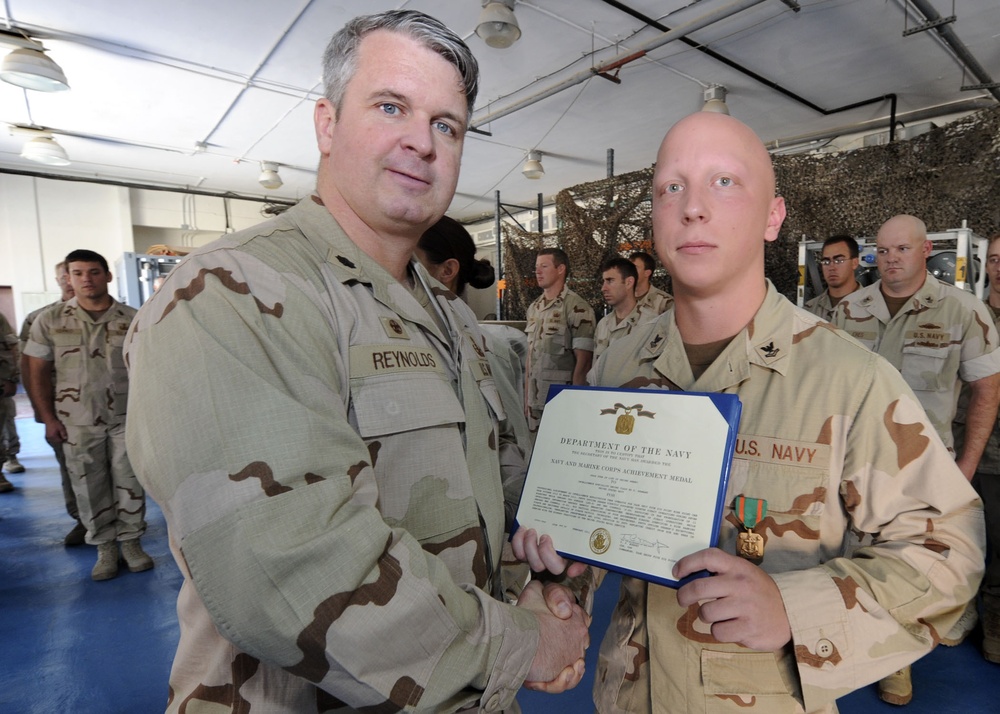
xmin=470 ymin=0 xmax=767 ymax=130
xmin=907 ymin=0 xmax=1000 ymax=103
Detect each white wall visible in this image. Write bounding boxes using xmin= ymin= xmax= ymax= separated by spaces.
xmin=0 ymin=174 xmax=281 ymax=328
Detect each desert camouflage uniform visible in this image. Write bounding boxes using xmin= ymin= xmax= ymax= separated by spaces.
xmin=590 ymin=282 xmax=985 ymax=714
xmin=594 ymin=305 xmax=645 ymax=362
xmin=831 ymin=273 xmax=1000 ymax=452
xmin=954 ymin=300 xmax=1000 ymax=601
xmin=804 ymin=290 xmax=836 ymax=322
xmin=0 ymin=313 xmax=18 ymax=465
xmin=24 ymin=298 xmax=143 ymax=544
xmin=635 ymin=285 xmax=673 ymax=316
xmin=19 ymin=302 xmax=78 ymax=519
xmin=524 ymin=285 xmax=595 ymax=432
xmin=124 ymin=196 xmax=538 ymax=713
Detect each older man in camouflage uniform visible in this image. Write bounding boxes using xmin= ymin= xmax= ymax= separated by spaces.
xmin=0 ymin=312 xmax=18 ymax=492
xmin=832 ymin=214 xmax=1000 ymax=704
xmin=25 ymin=249 xmax=149 ymax=580
xmin=516 ymin=113 xmax=984 ymax=714
xmin=124 ymin=11 xmax=590 ymax=714
xmin=524 ymin=248 xmax=595 ymax=439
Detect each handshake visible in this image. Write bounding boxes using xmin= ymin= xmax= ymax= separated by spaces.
xmin=513 ymin=528 xmax=593 ymax=694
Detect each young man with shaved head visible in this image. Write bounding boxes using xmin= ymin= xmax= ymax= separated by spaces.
xmin=516 ymin=113 xmax=984 ymax=713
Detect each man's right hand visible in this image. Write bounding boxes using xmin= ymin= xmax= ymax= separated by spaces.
xmin=517 ymin=580 xmax=591 ymax=692
xmin=44 ymin=418 xmax=67 ymax=444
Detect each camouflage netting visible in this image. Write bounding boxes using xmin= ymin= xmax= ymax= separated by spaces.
xmin=501 ymin=105 xmax=1000 ymax=319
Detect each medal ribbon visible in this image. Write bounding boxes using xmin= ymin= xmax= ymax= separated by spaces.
xmin=735 ymin=495 xmax=767 ymax=530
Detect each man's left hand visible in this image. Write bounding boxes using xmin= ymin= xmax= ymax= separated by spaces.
xmin=674 ymin=547 xmax=792 ymax=652
xmin=0 ymin=380 xmax=16 ymax=398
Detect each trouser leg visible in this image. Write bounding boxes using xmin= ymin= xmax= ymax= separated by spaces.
xmin=0 ymin=398 xmax=20 ymax=456
xmin=108 ymin=421 xmax=146 ymax=541
xmin=973 ymin=471 xmax=1000 ymax=598
xmin=63 ymin=425 xmax=119 ymax=545
xmin=48 ymin=438 xmax=80 ymax=521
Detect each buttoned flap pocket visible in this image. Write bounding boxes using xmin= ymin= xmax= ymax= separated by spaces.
xmin=351 ymin=372 xmax=465 ymax=439
xmin=538 ymin=368 xmax=573 ymax=385
xmin=51 ymin=329 xmax=84 ymax=374
xmin=900 ymin=343 xmax=956 ymax=393
xmin=702 ymin=649 xmax=802 ymax=713
xmin=107 ymin=327 xmax=129 ymax=373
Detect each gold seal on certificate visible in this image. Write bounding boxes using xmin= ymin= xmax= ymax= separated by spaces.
xmin=513 ymin=386 xmax=742 ymax=588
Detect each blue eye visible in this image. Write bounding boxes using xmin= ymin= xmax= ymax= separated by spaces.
xmin=380 ymin=103 xmax=399 ymax=116
xmin=433 ymin=121 xmax=455 ymax=136
xmin=717 ymin=176 xmax=733 ymax=187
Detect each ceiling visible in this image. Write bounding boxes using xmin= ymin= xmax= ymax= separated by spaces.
xmin=1 ymin=0 xmax=998 ymax=223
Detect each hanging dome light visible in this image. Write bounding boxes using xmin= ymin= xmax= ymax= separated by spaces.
xmin=21 ymin=135 xmax=71 ymax=165
xmin=258 ymin=162 xmax=283 ymax=190
xmin=1 ymin=47 xmax=70 ymax=92
xmin=522 ymin=150 xmax=544 ymax=179
xmin=476 ymin=0 xmax=521 ymax=49
xmin=702 ymin=85 xmax=729 ymax=115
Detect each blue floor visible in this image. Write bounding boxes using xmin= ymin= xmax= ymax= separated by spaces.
xmin=2 ymin=415 xmax=998 ymax=713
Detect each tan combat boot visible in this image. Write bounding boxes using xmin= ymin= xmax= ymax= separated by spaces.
xmin=92 ymin=541 xmax=120 ymax=581
xmin=120 ymin=538 xmax=154 ymax=572
xmin=878 ymin=665 xmax=912 ymax=706
xmin=983 ymin=594 xmax=1000 ymax=664
xmin=4 ymin=456 xmax=24 ymax=473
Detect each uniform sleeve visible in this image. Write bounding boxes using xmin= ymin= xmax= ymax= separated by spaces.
xmin=125 ymin=256 xmax=538 ymax=712
xmin=568 ymin=296 xmax=596 ymax=352
xmin=22 ymin=312 xmax=55 ymax=361
xmin=773 ymin=356 xmax=985 ymax=711
xmin=0 ymin=315 xmax=17 ymax=382
xmin=958 ymin=299 xmax=1000 ymax=383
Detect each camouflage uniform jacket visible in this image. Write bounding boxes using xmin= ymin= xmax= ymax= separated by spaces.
xmin=524 ymin=285 xmax=595 ymax=410
xmin=831 ymin=273 xmax=1000 ymax=450
xmin=0 ymin=312 xmax=17 ymax=383
xmin=19 ymin=300 xmax=61 ymax=354
xmin=590 ymin=281 xmax=985 ymax=714
xmin=23 ymin=297 xmax=136 ymax=426
xmin=804 ymin=290 xmax=835 ymax=322
xmin=955 ymin=301 xmax=1000 ymax=474
xmin=594 ymin=305 xmax=644 ymax=361
xmin=635 ymin=285 xmax=673 ymax=316
xmin=123 ymin=196 xmax=538 ymax=713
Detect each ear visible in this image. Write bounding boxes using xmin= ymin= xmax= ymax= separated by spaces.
xmin=439 ymin=258 xmax=461 ymax=285
xmin=921 ymin=240 xmax=933 ymax=259
xmin=315 ymin=98 xmax=336 ymax=156
xmin=105 ymin=271 xmax=113 ymax=284
xmin=763 ymin=196 xmax=787 ymax=244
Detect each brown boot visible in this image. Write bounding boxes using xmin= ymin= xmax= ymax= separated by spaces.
xmin=0 ymin=473 xmax=13 ymax=493
xmin=120 ymin=538 xmax=154 ymax=572
xmin=91 ymin=541 xmax=120 ymax=581
xmin=64 ymin=521 xmax=87 ymax=547
xmin=983 ymin=595 xmax=1000 ymax=664
xmin=878 ymin=666 xmax=912 ymax=706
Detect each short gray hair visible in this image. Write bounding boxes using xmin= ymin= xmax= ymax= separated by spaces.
xmin=322 ymin=10 xmax=479 ymax=123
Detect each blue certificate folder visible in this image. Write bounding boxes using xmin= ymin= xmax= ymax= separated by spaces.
xmin=513 ymin=385 xmax=742 ymax=589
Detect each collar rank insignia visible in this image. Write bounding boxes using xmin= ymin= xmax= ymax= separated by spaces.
xmin=381 ymin=316 xmax=409 ymax=340
xmin=757 ymin=340 xmax=780 ymax=359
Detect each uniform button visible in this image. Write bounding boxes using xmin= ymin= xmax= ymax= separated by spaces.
xmin=816 ymin=638 xmax=834 ymax=658
xmin=485 ymin=692 xmax=502 ymax=710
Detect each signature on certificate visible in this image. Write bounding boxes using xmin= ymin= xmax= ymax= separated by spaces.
xmin=621 ymin=534 xmax=670 ymax=553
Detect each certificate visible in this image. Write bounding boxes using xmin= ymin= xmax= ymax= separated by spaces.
xmin=513 ymin=386 xmax=742 ymax=588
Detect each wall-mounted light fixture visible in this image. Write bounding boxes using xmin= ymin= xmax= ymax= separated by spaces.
xmin=476 ymin=0 xmax=521 ymax=49
xmin=522 ymin=150 xmax=544 ymax=179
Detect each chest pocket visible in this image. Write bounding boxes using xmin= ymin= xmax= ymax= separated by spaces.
xmin=351 ymin=371 xmax=464 ymax=438
xmin=51 ymin=330 xmax=84 ymax=379
xmin=901 ymin=342 xmax=959 ymax=393
xmin=725 ymin=444 xmax=829 ymax=574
